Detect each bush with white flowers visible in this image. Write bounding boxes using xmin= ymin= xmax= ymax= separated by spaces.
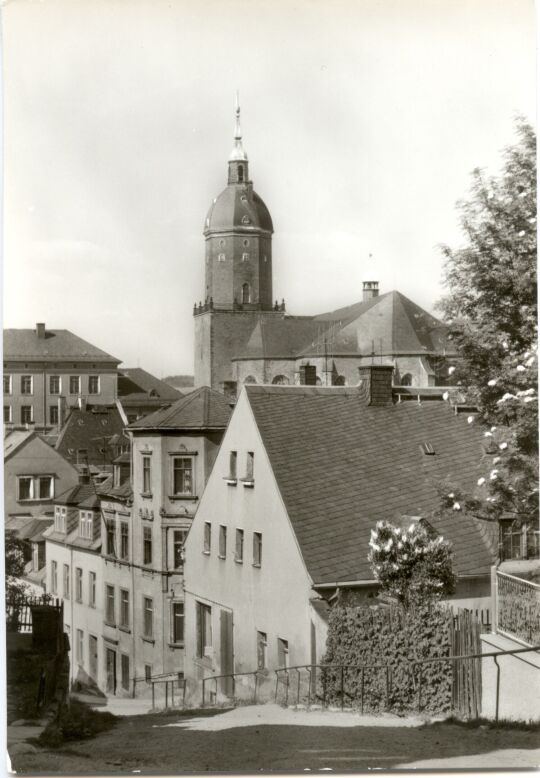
xmin=368 ymin=520 xmax=456 ymax=607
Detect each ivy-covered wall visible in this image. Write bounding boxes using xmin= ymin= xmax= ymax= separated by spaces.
xmin=323 ymin=603 xmax=453 ymax=714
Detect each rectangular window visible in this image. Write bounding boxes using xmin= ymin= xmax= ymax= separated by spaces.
xmin=105 ymin=585 xmax=115 ymax=625
xmin=49 ymin=375 xmax=61 ymax=395
xmin=54 ymin=506 xmax=67 ymax=533
xmin=235 ymin=529 xmax=244 ymax=563
xmin=172 ymin=456 xmax=193 ymax=495
xmin=229 ymin=451 xmax=237 ymax=479
xmin=79 ymin=510 xmax=93 ymax=540
xmin=145 ymin=664 xmax=152 ymax=683
xmin=143 ymin=526 xmax=152 ymax=565
xmin=3 ymin=375 xmax=12 ymax=395
xmin=49 ymin=405 xmax=59 ymax=425
xmin=219 ymin=525 xmax=227 ymax=559
xmin=63 ymin=564 xmax=70 ymax=599
xmin=143 ymin=597 xmax=153 ymax=638
xmin=253 ymin=532 xmax=262 ymax=567
xmin=142 ymin=455 xmax=151 ymax=494
xmin=69 ymin=375 xmax=81 ymax=394
xmin=245 ymin=451 xmax=254 ymax=481
xmin=88 ymin=375 xmax=100 ymax=394
xmin=277 ymin=638 xmax=289 ymax=668
xmin=120 ymin=522 xmax=129 ymax=560
xmin=21 ymin=406 xmax=33 ymax=424
xmin=120 ymin=589 xmax=130 ymax=628
xmin=76 ymin=629 xmax=84 ymax=665
xmin=21 ymin=375 xmax=33 ymax=395
xmin=196 ymin=601 xmax=212 ymax=658
xmin=51 ymin=560 xmax=58 ymax=594
xmin=106 ymin=521 xmax=116 ymax=556
xmin=257 ymin=631 xmax=268 ymax=670
xmin=18 ymin=476 xmax=33 ymax=501
xmin=203 ymin=522 xmax=211 ymax=554
xmin=172 ymin=602 xmax=184 ymax=644
xmin=121 ymin=654 xmax=130 ymax=691
xmin=38 ymin=476 xmax=53 ymax=499
xmin=173 ymin=530 xmax=187 ymax=569
xmin=75 ymin=567 xmax=83 ymax=602
xmin=89 ymin=571 xmax=96 ymax=607
xmin=4 ymin=405 xmax=11 ymax=423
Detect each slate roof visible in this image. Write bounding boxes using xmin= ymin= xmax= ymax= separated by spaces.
xmin=128 ymin=386 xmax=232 ymax=431
xmin=4 ymin=430 xmax=35 ymax=460
xmin=3 ymin=328 xmax=120 ymax=363
xmin=205 ymin=185 xmax=273 ymax=234
xmin=55 ymin=407 xmax=126 ymax=466
xmin=118 ymin=368 xmax=181 ymax=404
xmin=54 ymin=481 xmax=98 ymax=508
xmin=236 ymin=316 xmax=323 ymax=360
xmin=245 ymin=385 xmax=496 ymax=585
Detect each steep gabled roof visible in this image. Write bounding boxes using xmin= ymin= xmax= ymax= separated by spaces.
xmin=245 ymin=385 xmax=495 ymax=585
xmin=118 ymin=368 xmax=181 ymax=403
xmin=128 ymin=386 xmax=232 ymax=431
xmin=4 ymin=430 xmax=35 ymax=460
xmin=3 ymin=328 xmax=120 ymax=363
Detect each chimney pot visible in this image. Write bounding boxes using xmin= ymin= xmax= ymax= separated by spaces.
xmin=362 ymin=281 xmax=379 ymax=302
xmin=36 ymin=322 xmax=46 ymax=339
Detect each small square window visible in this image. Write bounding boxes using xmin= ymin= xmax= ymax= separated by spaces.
xmin=242 ymin=252 xmax=249 ymax=262
xmin=218 ymin=253 xmax=226 ymax=262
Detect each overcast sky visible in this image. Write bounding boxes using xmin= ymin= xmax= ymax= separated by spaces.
xmin=2 ymin=0 xmax=536 ymax=377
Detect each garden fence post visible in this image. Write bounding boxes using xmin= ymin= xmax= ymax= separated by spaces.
xmin=340 ymin=666 xmax=344 ymax=710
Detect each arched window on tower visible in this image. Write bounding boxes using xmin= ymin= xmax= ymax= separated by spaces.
xmin=238 ymin=165 xmax=244 ymax=182
xmin=242 ymin=283 xmax=251 ymax=304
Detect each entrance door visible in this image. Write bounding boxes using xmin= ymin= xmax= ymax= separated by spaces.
xmin=220 ymin=609 xmax=234 ymax=697
xmin=106 ymin=647 xmax=117 ymax=694
xmin=89 ymin=635 xmax=98 ymax=682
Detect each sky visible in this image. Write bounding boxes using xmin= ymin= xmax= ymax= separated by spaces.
xmin=2 ymin=0 xmax=536 ymax=377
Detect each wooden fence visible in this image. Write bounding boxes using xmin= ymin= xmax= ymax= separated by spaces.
xmin=450 ymin=609 xmax=482 ymax=718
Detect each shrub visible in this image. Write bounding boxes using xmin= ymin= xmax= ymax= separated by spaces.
xmin=38 ymin=699 xmax=117 ymax=747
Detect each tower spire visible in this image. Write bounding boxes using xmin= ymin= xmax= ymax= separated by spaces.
xmin=229 ymin=91 xmax=248 ymax=162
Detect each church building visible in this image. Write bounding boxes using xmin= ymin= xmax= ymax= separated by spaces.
xmin=194 ymin=101 xmax=457 ymax=395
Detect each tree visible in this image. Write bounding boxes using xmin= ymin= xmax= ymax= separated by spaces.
xmin=5 ymin=530 xmax=29 ymax=600
xmin=437 ymin=119 xmax=538 ymax=533
xmin=368 ymin=520 xmax=456 ymax=608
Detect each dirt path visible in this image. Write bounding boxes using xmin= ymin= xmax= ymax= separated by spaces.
xmin=10 ymin=707 xmax=540 ymax=773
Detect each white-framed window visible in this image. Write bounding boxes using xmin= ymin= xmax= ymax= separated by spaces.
xmin=4 ymin=405 xmax=12 ymax=423
xmin=49 ymin=375 xmax=61 ymax=395
xmin=173 ymin=529 xmax=187 ymax=569
xmin=203 ymin=522 xmax=211 ymax=554
xmin=142 ymin=455 xmax=151 ymax=494
xmin=75 ymin=567 xmax=83 ymax=602
xmin=88 ymin=375 xmax=100 ymax=395
xmin=79 ymin=510 xmax=93 ymax=540
xmin=172 ymin=602 xmax=184 ymax=645
xmin=63 ymin=563 xmax=70 ymax=598
xmin=3 ymin=375 xmax=12 ymax=395
xmin=49 ymin=406 xmax=59 ymax=425
xmin=196 ymin=601 xmax=212 ymax=658
xmin=105 ymin=584 xmax=115 ymax=625
xmin=235 ymin=528 xmax=244 ymax=563
xmin=19 ymin=475 xmax=54 ymax=502
xmin=51 ymin=560 xmax=58 ymax=594
xmin=54 ymin=505 xmax=67 ymax=532
xmin=242 ymin=252 xmax=249 ymax=262
xmin=253 ymin=532 xmax=262 ymax=567
xmin=106 ymin=520 xmax=116 ymax=557
xmin=21 ymin=406 xmax=33 ymax=424
xmin=76 ymin=628 xmax=84 ymax=665
xmin=120 ymin=522 xmax=129 ymax=561
xmin=143 ymin=596 xmax=153 ymax=638
xmin=257 ymin=631 xmax=268 ymax=669
xmin=89 ymin=571 xmax=96 ymax=607
xmin=21 ymin=375 xmax=33 ymax=395
xmin=69 ymin=375 xmax=81 ymax=394
xmin=120 ymin=589 xmax=130 ymax=629
xmin=218 ymin=525 xmax=227 ymax=559
xmin=143 ymin=526 xmax=152 ymax=565
xmin=171 ymin=456 xmax=194 ymax=496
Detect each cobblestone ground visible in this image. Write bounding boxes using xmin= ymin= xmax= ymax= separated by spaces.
xmin=10 ymin=706 xmax=540 ymax=773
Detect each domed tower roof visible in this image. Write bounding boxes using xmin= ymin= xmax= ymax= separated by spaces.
xmin=204 ymin=95 xmax=273 ymax=236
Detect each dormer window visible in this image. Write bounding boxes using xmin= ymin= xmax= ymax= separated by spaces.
xmin=55 ymin=505 xmax=67 ymax=533
xmin=79 ymin=510 xmax=93 ymax=540
xmin=420 ymin=443 xmax=435 ymax=456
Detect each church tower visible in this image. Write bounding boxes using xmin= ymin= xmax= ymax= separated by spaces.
xmin=202 ymin=95 xmax=274 ymax=310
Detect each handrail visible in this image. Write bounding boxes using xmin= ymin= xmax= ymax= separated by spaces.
xmin=202 ymin=669 xmax=265 ymax=707
xmin=497 ymin=570 xmax=540 ymax=589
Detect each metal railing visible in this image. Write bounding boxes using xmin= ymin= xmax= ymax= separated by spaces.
xmin=200 ymin=645 xmax=540 ymax=722
xmin=496 ymin=570 xmax=540 ymax=646
xmin=131 ymin=671 xmax=186 ymax=708
xmin=5 ymin=594 xmax=62 ymax=633
xmin=202 ymin=670 xmax=266 ymax=707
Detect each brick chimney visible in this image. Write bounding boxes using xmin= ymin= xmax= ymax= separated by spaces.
xmin=362 ymin=281 xmax=379 ymax=302
xmin=36 ymin=322 xmax=46 ymax=339
xmin=299 ymin=365 xmax=317 ymax=386
xmin=358 ymin=365 xmax=394 ymax=406
xmin=78 ymin=465 xmax=91 ymax=485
